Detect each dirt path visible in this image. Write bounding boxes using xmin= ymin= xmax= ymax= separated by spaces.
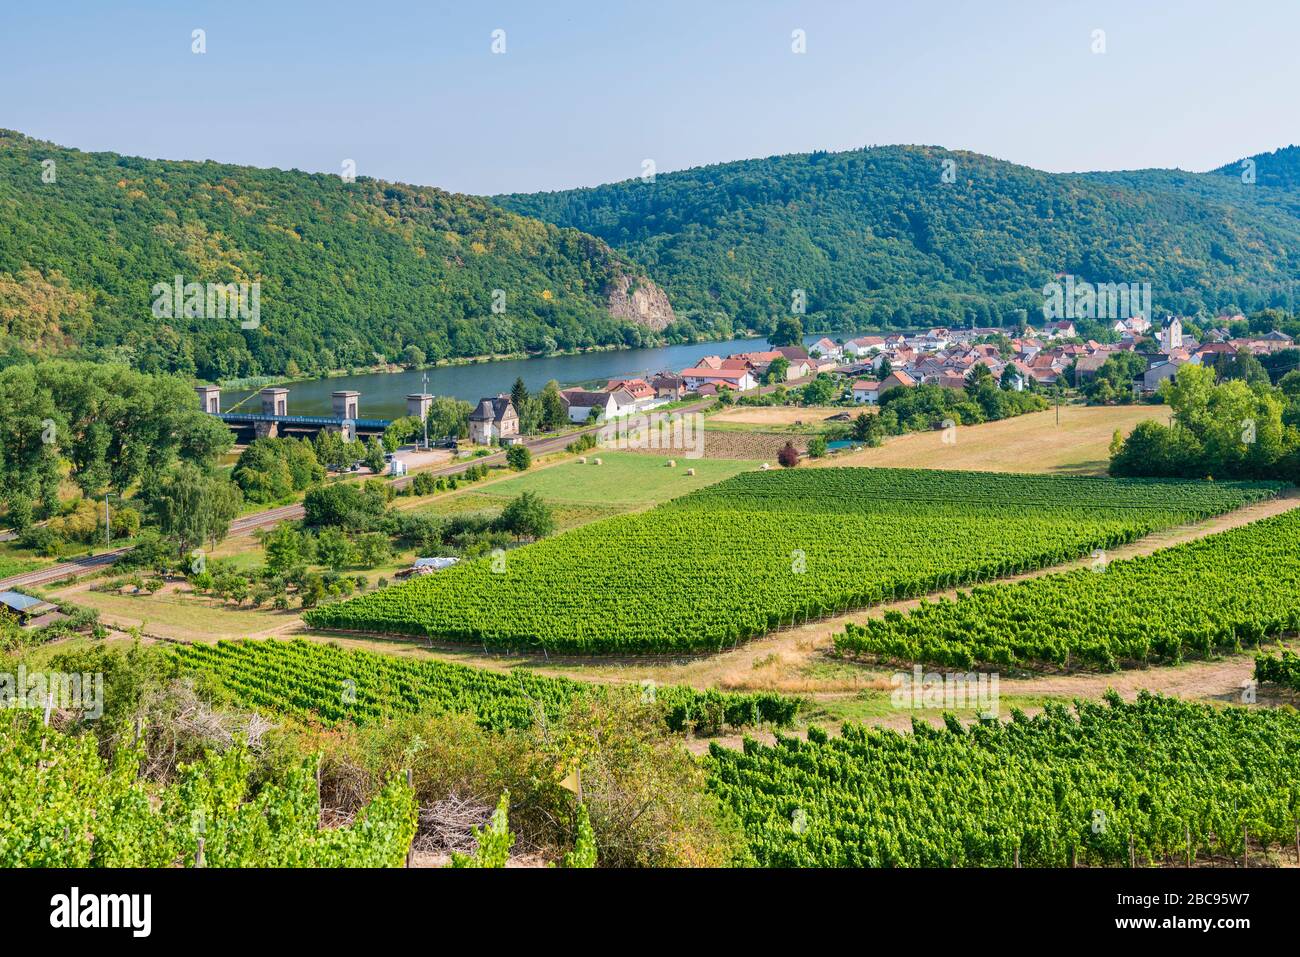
xmin=89 ymin=482 xmax=1300 ymax=725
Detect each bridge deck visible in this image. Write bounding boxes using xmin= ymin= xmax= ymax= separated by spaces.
xmin=214 ymin=412 xmax=392 ymax=428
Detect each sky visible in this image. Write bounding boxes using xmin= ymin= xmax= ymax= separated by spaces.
xmin=2 ymin=0 xmax=1297 ymax=195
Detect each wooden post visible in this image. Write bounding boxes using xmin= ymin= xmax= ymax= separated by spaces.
xmin=1294 ymin=823 xmax=1299 ymax=865
xmin=1243 ymin=826 xmax=1248 ymax=868
xmin=195 ymin=837 xmax=205 ymax=868
xmin=1186 ymin=825 xmax=1192 ymax=867
xmin=1013 ymin=842 xmax=1020 ymax=868
xmin=1128 ymin=834 xmax=1135 ymax=868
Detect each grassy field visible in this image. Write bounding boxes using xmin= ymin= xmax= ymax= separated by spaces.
xmin=464 ymin=452 xmax=759 ymax=507
xmin=820 ymin=404 xmax=1165 ymax=475
xmin=53 ymin=586 xmax=292 ymax=641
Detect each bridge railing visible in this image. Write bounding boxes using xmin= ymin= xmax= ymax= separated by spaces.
xmin=213 ymin=413 xmax=392 ymax=428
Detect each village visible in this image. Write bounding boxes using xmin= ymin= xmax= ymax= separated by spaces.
xmin=459 ymin=314 xmax=1298 ymax=442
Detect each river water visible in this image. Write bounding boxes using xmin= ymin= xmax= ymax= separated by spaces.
xmin=219 ymin=333 xmax=846 ymax=419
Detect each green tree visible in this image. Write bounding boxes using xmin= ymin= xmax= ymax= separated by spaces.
xmin=302 ymin=483 xmax=386 ymax=531
xmin=143 ymin=462 xmax=242 ymax=557
xmin=315 ymin=528 xmax=354 ymax=570
xmin=763 ymin=356 xmax=790 ymax=385
xmin=539 ymin=380 xmax=568 ymax=432
xmin=497 ymin=491 xmax=555 ymax=541
xmin=233 ymin=437 xmax=324 ymax=503
xmin=769 ymin=315 xmax=804 ymax=347
xmin=354 ymin=532 xmax=392 ymax=568
xmin=262 ymin=523 xmax=306 ymax=574
xmin=850 ymin=412 xmax=883 ymax=447
xmin=964 ymin=362 xmax=993 ymax=389
xmin=799 ymin=375 xmax=837 ymax=406
xmin=510 ymin=378 xmax=530 ymax=420
xmin=400 ymin=344 xmax=426 ymax=368
xmin=363 ymin=436 xmax=387 ymax=475
xmin=426 ymin=397 xmax=472 ymax=442
xmin=506 ymin=444 xmax=532 ymax=471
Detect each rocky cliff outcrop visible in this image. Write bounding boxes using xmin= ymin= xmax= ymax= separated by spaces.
xmin=606 ymin=272 xmax=675 ymax=332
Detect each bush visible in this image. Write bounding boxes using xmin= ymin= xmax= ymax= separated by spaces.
xmin=506 ymin=445 xmax=532 ymax=471
xmin=497 ymin=492 xmax=556 ymax=541
xmin=411 ymin=471 xmax=437 ymax=496
xmin=302 ymin=483 xmax=386 ymax=531
xmin=777 ymin=442 xmax=800 ymax=468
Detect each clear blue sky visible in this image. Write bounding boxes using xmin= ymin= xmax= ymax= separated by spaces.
xmin=3 ymin=0 xmax=1296 ymax=195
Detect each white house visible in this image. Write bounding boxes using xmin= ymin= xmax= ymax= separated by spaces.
xmin=811 ymin=337 xmax=842 ymax=359
xmin=606 ymin=387 xmax=641 ymax=417
xmin=851 ymin=380 xmax=883 ymax=404
xmin=844 ymin=336 xmax=886 ymax=357
xmin=561 ymin=389 xmax=613 ymax=423
xmin=680 ymin=367 xmax=758 ymax=392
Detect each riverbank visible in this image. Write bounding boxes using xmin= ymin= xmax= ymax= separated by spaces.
xmin=213 ymin=331 xmax=772 ymax=392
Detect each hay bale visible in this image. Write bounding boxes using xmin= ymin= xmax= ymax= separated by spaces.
xmin=578 ymin=456 xmax=587 ymax=464
xmin=667 ymin=459 xmax=676 ymax=468
xmin=761 ymin=462 xmax=770 ymax=470
xmin=593 ymin=457 xmax=603 ymax=465
xmin=686 ymin=467 xmax=696 ymax=476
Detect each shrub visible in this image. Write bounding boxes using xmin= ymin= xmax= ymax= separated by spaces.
xmin=506 ymin=445 xmax=532 ymax=471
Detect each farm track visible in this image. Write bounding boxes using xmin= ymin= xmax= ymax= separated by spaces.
xmin=288 ymin=487 xmax=1300 ymax=712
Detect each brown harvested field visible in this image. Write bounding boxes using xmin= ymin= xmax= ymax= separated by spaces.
xmin=710 ymin=406 xmax=846 ymax=426
xmin=818 ymin=403 xmax=1165 ymax=475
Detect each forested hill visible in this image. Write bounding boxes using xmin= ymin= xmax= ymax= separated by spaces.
xmin=0 ymin=130 xmax=678 ymax=381
xmin=495 ymin=144 xmax=1300 ymax=331
xmin=1211 ymin=145 xmax=1300 ymax=190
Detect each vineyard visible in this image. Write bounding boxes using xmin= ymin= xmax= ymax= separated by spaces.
xmin=0 ymin=709 xmax=416 ymax=867
xmin=1256 ymin=650 xmax=1300 ymax=692
xmin=171 ymin=639 xmax=798 ymax=734
xmin=708 ymin=693 xmax=1300 ymax=867
xmin=303 ymin=468 xmax=1278 ymax=654
xmin=836 ymin=508 xmax=1300 ymax=669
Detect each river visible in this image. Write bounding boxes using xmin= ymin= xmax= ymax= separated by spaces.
xmin=219 ymin=333 xmax=849 ymax=419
